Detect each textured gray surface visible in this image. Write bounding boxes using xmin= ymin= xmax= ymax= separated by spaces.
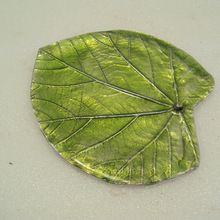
xmin=0 ymin=0 xmax=220 ymax=219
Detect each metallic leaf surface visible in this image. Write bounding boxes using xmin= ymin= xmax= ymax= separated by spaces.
xmin=31 ymin=30 xmax=214 ymax=184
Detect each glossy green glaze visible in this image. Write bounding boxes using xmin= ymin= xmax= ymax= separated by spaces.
xmin=31 ymin=30 xmax=214 ymax=184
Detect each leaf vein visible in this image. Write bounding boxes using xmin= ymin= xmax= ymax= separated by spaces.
xmin=40 ymin=49 xmax=171 ymax=107
xmin=114 ymin=114 xmax=173 ymax=178
xmin=80 ymin=36 xmax=108 ymax=82
xmin=39 ymin=108 xmax=172 ymax=123
xmin=73 ymin=117 xmax=138 ymax=157
xmin=32 ymin=97 xmax=75 ymax=116
xmin=169 ymin=49 xmax=179 ymax=104
xmin=180 ymin=113 xmax=198 ymax=162
xmin=107 ymin=33 xmax=173 ymax=105
xmin=56 ymin=119 xmax=92 ymax=145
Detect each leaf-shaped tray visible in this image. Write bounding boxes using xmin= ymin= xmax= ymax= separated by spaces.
xmin=31 ymin=30 xmax=214 ymax=184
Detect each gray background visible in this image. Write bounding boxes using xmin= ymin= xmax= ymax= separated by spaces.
xmin=0 ymin=0 xmax=220 ymax=219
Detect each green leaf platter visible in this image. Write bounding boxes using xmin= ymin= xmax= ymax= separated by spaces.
xmin=31 ymin=30 xmax=214 ymax=184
